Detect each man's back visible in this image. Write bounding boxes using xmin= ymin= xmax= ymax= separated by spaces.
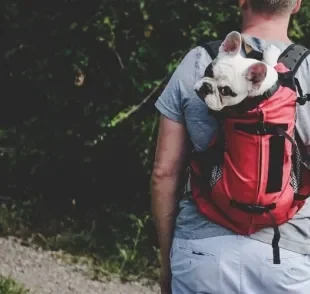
xmin=155 ymin=33 xmax=310 ymax=254
xmin=152 ymin=2 xmax=310 ymax=293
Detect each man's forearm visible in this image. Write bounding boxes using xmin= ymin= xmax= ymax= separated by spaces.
xmin=151 ymin=174 xmax=179 ymax=271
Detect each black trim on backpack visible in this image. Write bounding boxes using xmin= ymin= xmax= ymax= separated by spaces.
xmin=226 ymin=81 xmax=280 ymax=114
xmin=230 ymin=200 xmax=276 ymax=214
xmin=266 ymin=136 xmax=286 ymax=193
xmin=234 ymin=122 xmax=288 ymax=135
xmin=277 ymin=72 xmax=296 ymax=91
xmin=294 ymin=194 xmax=310 ymax=201
xmin=294 ymin=77 xmax=310 ymax=105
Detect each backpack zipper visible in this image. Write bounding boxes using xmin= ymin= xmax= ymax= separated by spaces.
xmin=257 ymin=107 xmax=265 ymax=196
xmin=248 ymin=107 xmax=264 ymax=234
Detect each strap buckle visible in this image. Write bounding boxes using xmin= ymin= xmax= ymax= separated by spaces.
xmin=297 ymin=94 xmax=310 ymax=105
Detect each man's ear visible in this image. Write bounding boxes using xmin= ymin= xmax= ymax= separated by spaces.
xmin=246 ymin=62 xmax=267 ymax=89
xmin=291 ymin=0 xmax=301 ymax=15
xmin=238 ymin=0 xmax=248 ymax=10
xmin=219 ymin=31 xmax=242 ymax=56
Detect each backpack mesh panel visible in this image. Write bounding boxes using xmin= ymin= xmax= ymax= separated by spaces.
xmin=208 ymin=140 xmax=226 ymax=188
xmin=290 ymin=128 xmax=301 ymax=193
xmin=209 ymin=164 xmax=223 ymax=188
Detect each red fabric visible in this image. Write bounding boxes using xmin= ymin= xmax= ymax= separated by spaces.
xmin=190 ymin=63 xmax=308 ymax=235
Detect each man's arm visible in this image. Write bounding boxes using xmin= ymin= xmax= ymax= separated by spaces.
xmin=151 ymin=115 xmax=190 ymax=277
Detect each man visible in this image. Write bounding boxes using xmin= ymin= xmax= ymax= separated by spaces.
xmin=151 ymin=0 xmax=310 ymax=293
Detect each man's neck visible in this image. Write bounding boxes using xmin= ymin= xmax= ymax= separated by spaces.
xmin=241 ymin=14 xmax=291 ymax=44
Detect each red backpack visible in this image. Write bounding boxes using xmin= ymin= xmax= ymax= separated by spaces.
xmin=190 ymin=41 xmax=310 ymax=264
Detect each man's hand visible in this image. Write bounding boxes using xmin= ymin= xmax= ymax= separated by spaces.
xmin=151 ymin=115 xmax=189 ymax=294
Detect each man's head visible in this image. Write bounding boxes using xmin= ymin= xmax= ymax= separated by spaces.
xmin=238 ymin=0 xmax=302 ymax=42
xmin=239 ymin=0 xmax=301 ymax=16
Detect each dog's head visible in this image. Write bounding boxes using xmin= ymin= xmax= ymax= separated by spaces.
xmin=194 ymin=31 xmax=279 ymax=111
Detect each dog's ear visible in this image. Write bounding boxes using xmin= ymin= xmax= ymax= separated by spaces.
xmin=246 ymin=62 xmax=267 ymax=89
xmin=219 ymin=31 xmax=242 ymax=56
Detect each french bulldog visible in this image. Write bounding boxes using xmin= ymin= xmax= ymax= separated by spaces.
xmin=194 ymin=31 xmax=281 ymax=111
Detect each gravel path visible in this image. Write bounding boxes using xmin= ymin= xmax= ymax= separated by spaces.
xmin=0 ymin=237 xmax=160 ymax=294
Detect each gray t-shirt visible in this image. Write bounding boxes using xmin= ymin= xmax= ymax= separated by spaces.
xmin=155 ymin=34 xmax=310 ymax=255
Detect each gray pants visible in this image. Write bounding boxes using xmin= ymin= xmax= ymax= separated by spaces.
xmin=171 ymin=236 xmax=310 ymax=294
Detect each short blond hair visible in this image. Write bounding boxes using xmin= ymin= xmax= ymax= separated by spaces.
xmin=249 ymin=0 xmax=297 ymax=15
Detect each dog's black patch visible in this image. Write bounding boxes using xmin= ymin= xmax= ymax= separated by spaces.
xmin=195 ymin=82 xmax=213 ymax=101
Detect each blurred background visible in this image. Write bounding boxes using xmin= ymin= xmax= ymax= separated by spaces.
xmin=2 ymin=0 xmax=310 ymax=281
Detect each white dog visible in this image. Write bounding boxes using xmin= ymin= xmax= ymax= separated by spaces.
xmin=194 ymin=31 xmax=281 ymax=111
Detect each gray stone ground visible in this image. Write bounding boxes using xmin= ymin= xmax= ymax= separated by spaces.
xmin=0 ymin=237 xmax=160 ymax=294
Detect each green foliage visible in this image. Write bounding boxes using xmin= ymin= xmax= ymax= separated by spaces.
xmin=2 ymin=0 xmax=310 ymax=279
xmin=0 ymin=276 xmax=29 ymax=294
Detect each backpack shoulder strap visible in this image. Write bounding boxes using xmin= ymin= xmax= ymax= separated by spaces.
xmin=200 ymin=40 xmax=310 ymax=76
xmin=199 ymin=38 xmax=264 ymax=61
xmin=199 ymin=40 xmax=223 ymax=60
xmin=278 ymin=44 xmax=310 ymax=104
xmin=278 ymin=44 xmax=310 ymax=75
xmin=199 ymin=40 xmax=222 ymax=77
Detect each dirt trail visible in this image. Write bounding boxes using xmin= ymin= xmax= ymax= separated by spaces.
xmin=0 ymin=237 xmax=159 ymax=294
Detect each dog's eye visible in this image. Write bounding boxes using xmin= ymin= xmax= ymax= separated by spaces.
xmin=218 ymin=86 xmax=231 ymax=96
xmin=218 ymin=86 xmax=235 ymax=97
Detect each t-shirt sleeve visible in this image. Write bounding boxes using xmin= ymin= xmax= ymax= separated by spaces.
xmin=155 ymin=77 xmax=184 ymax=123
xmin=155 ymin=47 xmax=210 ymax=124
